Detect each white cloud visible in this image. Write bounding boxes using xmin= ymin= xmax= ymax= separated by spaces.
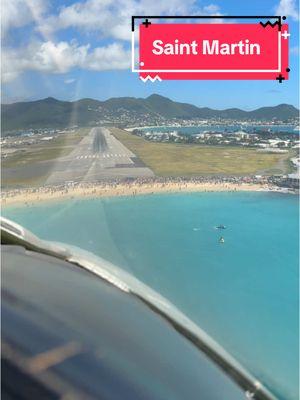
xmin=202 ymin=4 xmax=221 ymax=13
xmin=85 ymin=42 xmax=131 ymax=70
xmin=2 ymin=0 xmax=222 ymax=82
xmin=290 ymin=46 xmax=299 ymax=55
xmin=64 ymin=78 xmax=76 ymax=84
xmin=2 ymin=40 xmax=131 ymax=82
xmin=2 ymin=41 xmax=89 ymax=83
xmin=275 ymin=0 xmax=299 ymax=21
xmin=37 ymin=0 xmax=221 ymax=41
xmin=1 ymin=0 xmax=47 ymax=37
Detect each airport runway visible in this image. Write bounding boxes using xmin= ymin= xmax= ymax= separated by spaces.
xmin=45 ymin=127 xmax=154 ymax=184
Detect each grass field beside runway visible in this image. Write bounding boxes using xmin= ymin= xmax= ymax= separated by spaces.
xmin=110 ymin=127 xmax=293 ymax=176
xmin=2 ymin=126 xmax=294 ymax=189
xmin=2 ymin=128 xmax=90 ymax=168
xmin=2 ymin=128 xmax=90 ymax=188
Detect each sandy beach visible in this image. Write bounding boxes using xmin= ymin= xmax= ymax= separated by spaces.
xmin=1 ymin=181 xmax=278 ymax=207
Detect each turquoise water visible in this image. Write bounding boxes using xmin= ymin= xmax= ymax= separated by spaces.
xmin=3 ymin=192 xmax=299 ymax=400
xmin=141 ymin=124 xmax=298 ymax=135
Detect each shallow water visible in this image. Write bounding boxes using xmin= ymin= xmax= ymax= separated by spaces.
xmin=3 ymin=191 xmax=299 ymax=399
xmin=140 ymin=124 xmax=298 ymax=135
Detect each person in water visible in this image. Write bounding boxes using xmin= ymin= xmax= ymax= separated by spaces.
xmin=216 ymin=225 xmax=226 ymax=229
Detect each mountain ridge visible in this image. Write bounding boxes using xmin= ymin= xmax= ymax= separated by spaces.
xmin=1 ymin=94 xmax=299 ymax=132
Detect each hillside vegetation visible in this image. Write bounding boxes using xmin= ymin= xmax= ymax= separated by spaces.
xmin=2 ymin=94 xmax=298 ymax=132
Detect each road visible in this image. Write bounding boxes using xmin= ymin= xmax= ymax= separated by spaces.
xmin=45 ymin=127 xmax=154 ymax=184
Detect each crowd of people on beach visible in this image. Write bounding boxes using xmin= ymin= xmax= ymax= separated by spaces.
xmin=1 ymin=175 xmax=275 ymax=204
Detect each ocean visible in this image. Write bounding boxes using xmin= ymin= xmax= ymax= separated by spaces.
xmin=140 ymin=124 xmax=298 ymax=135
xmin=3 ymin=192 xmax=299 ymax=400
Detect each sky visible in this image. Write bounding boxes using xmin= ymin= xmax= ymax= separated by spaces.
xmin=1 ymin=0 xmax=299 ymax=109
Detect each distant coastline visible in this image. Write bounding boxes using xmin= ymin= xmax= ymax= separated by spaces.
xmin=125 ymin=125 xmax=183 ymax=131
xmin=126 ymin=123 xmax=299 ymax=133
xmin=1 ymin=180 xmax=292 ymax=207
xmin=3 ymin=94 xmax=298 ymax=133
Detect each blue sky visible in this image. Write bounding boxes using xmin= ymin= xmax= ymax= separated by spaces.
xmin=2 ymin=0 xmax=299 ymax=109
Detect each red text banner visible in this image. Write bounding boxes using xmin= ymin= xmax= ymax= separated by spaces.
xmin=138 ymin=23 xmax=289 ymax=81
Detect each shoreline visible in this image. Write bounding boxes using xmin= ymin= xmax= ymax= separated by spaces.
xmin=0 ymin=181 xmax=287 ymax=207
xmin=125 ymin=123 xmax=298 ymax=132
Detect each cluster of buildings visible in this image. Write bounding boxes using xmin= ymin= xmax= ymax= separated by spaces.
xmin=84 ymin=102 xmax=299 ymax=128
xmin=131 ymin=128 xmax=299 ymax=151
xmin=126 ymin=116 xmax=299 ymax=129
xmin=90 ymin=106 xmax=166 ymax=127
xmin=1 ymin=128 xmax=76 ymax=160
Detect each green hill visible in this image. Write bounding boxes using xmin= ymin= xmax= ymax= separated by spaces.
xmin=1 ymin=94 xmax=298 ymax=133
